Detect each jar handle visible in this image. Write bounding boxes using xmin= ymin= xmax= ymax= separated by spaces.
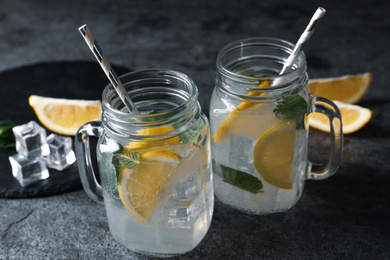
xmin=307 ymin=96 xmax=344 ymax=180
xmin=75 ymin=121 xmax=104 ymax=204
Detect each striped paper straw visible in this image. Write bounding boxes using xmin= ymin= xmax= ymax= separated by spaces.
xmin=246 ymin=7 xmax=326 ymax=91
xmin=78 ymin=24 xmax=139 ymax=114
xmin=279 ymin=7 xmax=326 ymax=75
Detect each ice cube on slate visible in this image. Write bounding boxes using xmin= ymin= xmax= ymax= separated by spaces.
xmin=12 ymin=121 xmax=49 ymax=158
xmin=45 ymin=133 xmax=76 ymax=171
xmin=9 ymin=153 xmax=49 ymax=187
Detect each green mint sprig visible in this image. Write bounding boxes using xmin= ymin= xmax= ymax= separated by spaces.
xmin=144 ymin=110 xmax=179 ymax=122
xmin=115 ymin=152 xmax=141 ymax=169
xmin=233 ymin=67 xmax=255 ymax=77
xmin=213 ymin=160 xmax=263 ymax=194
xmin=146 ymin=110 xmax=206 ymax=145
xmin=273 ymin=94 xmax=308 ymax=130
xmin=178 ymin=120 xmax=205 ymax=145
xmin=0 ymin=121 xmax=16 ymax=149
xmin=112 ymin=149 xmax=141 ymax=179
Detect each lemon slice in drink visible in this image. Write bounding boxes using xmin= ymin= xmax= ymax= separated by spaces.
xmin=29 ymin=95 xmax=102 ymax=136
xmin=253 ymin=122 xmax=296 ymax=189
xmin=212 ymin=80 xmax=270 ymax=144
xmin=126 ymin=125 xmax=181 ymax=150
xmin=308 ymin=72 xmax=372 ymax=104
xmin=309 ymin=100 xmax=372 ymax=134
xmin=117 ymin=150 xmax=182 ymax=225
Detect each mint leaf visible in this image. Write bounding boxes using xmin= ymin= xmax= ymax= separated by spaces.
xmin=0 ymin=121 xmax=14 ymax=135
xmin=179 ymin=129 xmax=201 ymax=143
xmin=179 ymin=121 xmax=205 ymax=145
xmin=116 ymin=152 xmax=141 ymax=169
xmin=233 ymin=67 xmax=256 ymax=77
xmin=0 ymin=121 xmax=15 ymax=149
xmin=112 ymin=151 xmax=141 ymax=179
xmin=213 ymin=160 xmax=263 ymax=194
xmin=114 ymin=143 xmax=125 ymax=154
xmin=146 ymin=111 xmax=207 ymax=145
xmin=273 ymin=95 xmax=308 ymax=130
xmin=234 ymin=67 xmax=250 ymax=73
xmin=144 ymin=110 xmax=178 ymax=122
xmin=111 ymin=156 xmax=123 ymax=180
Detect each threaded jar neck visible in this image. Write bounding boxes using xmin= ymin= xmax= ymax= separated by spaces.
xmin=216 ymin=37 xmax=308 ymax=101
xmin=101 ymin=69 xmax=200 ymax=141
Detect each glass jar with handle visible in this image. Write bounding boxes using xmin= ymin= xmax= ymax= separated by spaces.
xmin=209 ymin=37 xmax=343 ymax=214
xmin=76 ymin=69 xmax=213 ymax=257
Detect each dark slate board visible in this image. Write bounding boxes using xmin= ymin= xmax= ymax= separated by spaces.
xmin=0 ymin=61 xmax=130 ymax=198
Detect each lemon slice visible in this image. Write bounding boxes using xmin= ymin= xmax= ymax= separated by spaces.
xmin=126 ymin=125 xmax=181 ymax=150
xmin=309 ymin=100 xmax=372 ymax=134
xmin=253 ymin=122 xmax=296 ymax=189
xmin=308 ymin=72 xmax=372 ymax=104
xmin=117 ymin=150 xmax=182 ymax=225
xmin=212 ymin=110 xmax=240 ymax=144
xmin=212 ymin=81 xmax=270 ymax=144
xmin=29 ymin=95 xmax=101 ymax=136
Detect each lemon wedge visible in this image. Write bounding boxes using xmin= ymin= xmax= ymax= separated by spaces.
xmin=309 ymin=100 xmax=372 ymax=134
xmin=212 ymin=80 xmax=270 ymax=144
xmin=28 ymin=95 xmax=101 ymax=136
xmin=309 ymin=72 xmax=372 ymax=104
xmin=117 ymin=150 xmax=182 ymax=225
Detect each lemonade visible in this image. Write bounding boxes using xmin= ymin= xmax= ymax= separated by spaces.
xmin=75 ymin=69 xmax=214 ymax=257
xmin=97 ymin=130 xmax=213 ymax=256
xmin=210 ymin=80 xmax=308 ymax=214
xmin=209 ymin=37 xmax=343 ymax=214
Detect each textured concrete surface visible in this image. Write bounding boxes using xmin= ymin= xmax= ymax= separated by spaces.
xmin=1 ymin=0 xmax=390 ymax=259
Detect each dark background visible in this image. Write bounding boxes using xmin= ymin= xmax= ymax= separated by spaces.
xmin=0 ymin=0 xmax=389 ymax=259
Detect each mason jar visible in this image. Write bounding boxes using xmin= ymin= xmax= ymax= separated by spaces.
xmin=75 ymin=69 xmax=214 ymax=257
xmin=209 ymin=37 xmax=343 ymax=214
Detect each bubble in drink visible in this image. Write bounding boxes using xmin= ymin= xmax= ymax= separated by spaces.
xmin=9 ymin=153 xmax=49 ymax=187
xmin=12 ymin=121 xmax=49 ymax=158
xmin=45 ymin=134 xmax=76 ymax=171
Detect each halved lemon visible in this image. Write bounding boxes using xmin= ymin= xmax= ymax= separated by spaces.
xmin=308 ymin=72 xmax=372 ymax=104
xmin=212 ymin=80 xmax=270 ymax=144
xmin=253 ymin=122 xmax=296 ymax=189
xmin=117 ymin=150 xmax=182 ymax=225
xmin=309 ymin=101 xmax=372 ymax=134
xmin=29 ymin=95 xmax=102 ymax=136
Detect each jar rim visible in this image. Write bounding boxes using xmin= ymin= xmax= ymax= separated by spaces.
xmin=215 ymin=37 xmax=308 ymax=100
xmin=100 ymin=69 xmax=201 ymax=140
xmin=102 ymin=68 xmax=199 ymax=121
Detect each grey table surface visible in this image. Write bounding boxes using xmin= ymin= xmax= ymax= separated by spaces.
xmin=1 ymin=0 xmax=389 ymax=259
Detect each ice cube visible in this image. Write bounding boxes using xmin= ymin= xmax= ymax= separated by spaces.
xmin=170 ymin=174 xmax=202 ymax=201
xmin=9 ymin=153 xmax=49 ymax=187
xmin=45 ymin=134 xmax=76 ymax=171
xmin=211 ymin=139 xmax=230 ymax=166
xmin=165 ymin=192 xmax=206 ymax=229
xmin=227 ymin=133 xmax=255 ymax=173
xmin=12 ymin=121 xmax=49 ymax=158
